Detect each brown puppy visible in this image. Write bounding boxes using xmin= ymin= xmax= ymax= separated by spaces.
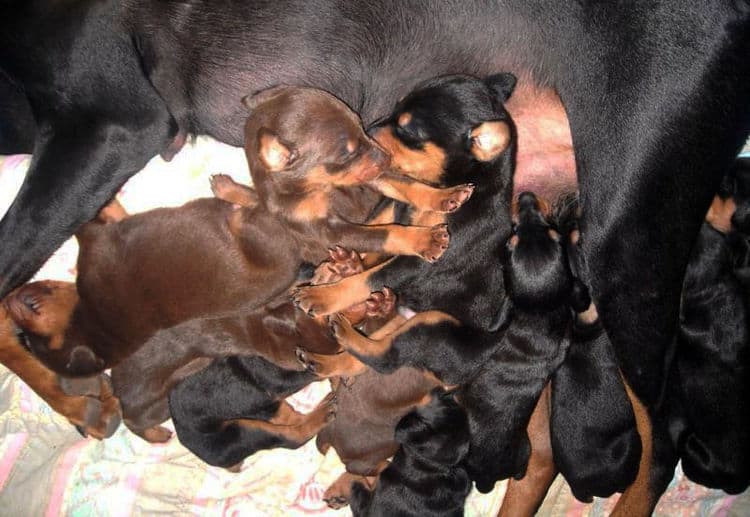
xmin=4 ymin=86 xmax=458 ymax=382
xmin=112 ymin=247 xmax=393 ymax=443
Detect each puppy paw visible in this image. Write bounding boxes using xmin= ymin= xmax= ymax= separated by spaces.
xmin=440 ymin=183 xmax=475 ymax=212
xmin=72 ymin=394 xmax=122 ymax=440
xmin=292 ymin=285 xmax=339 ymax=317
xmin=295 ymin=346 xmax=318 ymax=373
xmin=365 ymin=288 xmax=397 ymax=318
xmin=311 ymin=246 xmax=364 ymax=285
xmin=421 ymin=224 xmax=450 ymax=262
xmin=140 ymin=426 xmax=173 ymax=443
xmin=209 ymin=174 xmax=238 ymax=199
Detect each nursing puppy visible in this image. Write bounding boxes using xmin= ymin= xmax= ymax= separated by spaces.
xmin=348 ymin=388 xmax=471 ymax=517
xmin=665 ymin=185 xmax=750 ymax=493
xmin=548 ymin=198 xmax=641 ymax=501
xmin=3 ymin=86 xmax=452 ymax=380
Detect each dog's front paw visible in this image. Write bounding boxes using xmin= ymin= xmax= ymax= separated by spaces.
xmin=71 ymin=393 xmax=122 ymax=440
xmin=292 ymin=284 xmax=340 ymax=317
xmin=209 ymin=174 xmax=238 ymax=199
xmin=439 ymin=183 xmax=475 ymax=212
xmin=311 ymin=246 xmax=364 ymax=285
xmin=365 ymin=288 xmax=397 ymax=319
xmin=420 ymin=223 xmax=450 ymax=262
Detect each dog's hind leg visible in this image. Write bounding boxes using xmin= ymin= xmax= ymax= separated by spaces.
xmin=498 ymin=384 xmax=556 ymax=517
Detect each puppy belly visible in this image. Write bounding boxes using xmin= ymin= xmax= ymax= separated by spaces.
xmin=506 ymin=80 xmax=577 ymax=201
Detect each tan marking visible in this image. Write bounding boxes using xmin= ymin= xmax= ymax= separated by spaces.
xmin=470 ymin=121 xmax=511 ymax=162
xmin=293 ymin=259 xmax=395 ymax=316
xmin=372 ymin=176 xmax=474 ymax=214
xmin=291 ymin=189 xmax=331 ymax=222
xmin=228 ymin=397 xmax=334 ymax=444
xmin=332 ymin=310 xmax=459 ymax=359
xmin=398 ymin=112 xmax=412 ymax=127
xmin=499 ymin=384 xmax=556 ymax=517
xmin=258 ymin=129 xmax=294 ymax=171
xmin=382 ymin=224 xmax=449 ymax=261
xmin=372 ymin=126 xmax=447 ymax=184
xmin=577 ymin=302 xmax=599 ymax=325
xmin=705 ymin=195 xmax=736 ymax=234
xmin=0 ymin=306 xmax=119 ymax=438
xmin=5 ymin=281 xmax=78 ymax=350
xmin=302 ymin=350 xmax=369 ymax=378
xmin=611 ymin=377 xmax=655 ymax=517
xmin=97 ymin=197 xmax=129 ymax=223
xmin=570 ymin=229 xmax=580 ymax=245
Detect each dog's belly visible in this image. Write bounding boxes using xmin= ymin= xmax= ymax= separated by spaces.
xmin=507 ymin=80 xmax=577 ymax=201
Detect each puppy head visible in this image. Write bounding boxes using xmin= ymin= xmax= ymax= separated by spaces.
xmin=506 ymin=192 xmax=572 ymax=311
xmin=241 ymin=86 xmax=390 ymax=208
xmin=3 ymin=281 xmax=105 ymax=376
xmin=370 ymin=73 xmax=516 ymax=185
xmin=394 ymin=388 xmax=470 ymax=467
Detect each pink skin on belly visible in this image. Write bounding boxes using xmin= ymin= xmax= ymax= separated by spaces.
xmin=505 ymin=79 xmax=577 ymax=202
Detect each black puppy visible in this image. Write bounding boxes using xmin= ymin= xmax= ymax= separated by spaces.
xmin=168 ymin=354 xmax=333 ymax=470
xmin=460 ymin=192 xmax=573 ymax=492
xmin=548 ymin=197 xmax=641 ymax=502
xmin=348 ymin=388 xmax=471 ymax=517
xmin=664 ymin=185 xmax=750 ymax=493
xmin=293 ymin=73 xmax=517 ymax=385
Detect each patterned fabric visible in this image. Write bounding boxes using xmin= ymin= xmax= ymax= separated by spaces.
xmin=0 ymin=142 xmax=748 ymax=516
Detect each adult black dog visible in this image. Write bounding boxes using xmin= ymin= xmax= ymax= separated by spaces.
xmin=1 ymin=0 xmax=749 ymax=507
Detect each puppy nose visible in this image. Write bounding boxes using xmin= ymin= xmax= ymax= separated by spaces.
xmin=517 ymin=192 xmax=539 ymax=210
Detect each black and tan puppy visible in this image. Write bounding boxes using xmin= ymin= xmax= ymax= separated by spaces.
xmin=2 ymin=85 xmax=455 ymax=381
xmin=665 ymin=186 xmax=750 ymax=494
xmin=460 ymin=192 xmax=572 ymax=493
xmin=348 ymin=388 xmax=471 ymax=517
xmin=293 ymin=73 xmax=517 ymax=386
xmin=548 ymin=198 xmax=641 ymax=502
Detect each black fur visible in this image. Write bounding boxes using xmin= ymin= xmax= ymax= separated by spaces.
xmin=461 ymin=192 xmax=572 ymax=492
xmin=549 ymin=202 xmax=641 ymax=502
xmin=349 ymin=389 xmax=472 ymax=517
xmin=168 ymin=355 xmax=318 ymax=469
xmin=665 ymin=220 xmax=750 ymax=493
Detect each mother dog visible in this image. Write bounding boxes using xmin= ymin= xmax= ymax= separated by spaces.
xmin=1 ymin=0 xmax=749 ymax=510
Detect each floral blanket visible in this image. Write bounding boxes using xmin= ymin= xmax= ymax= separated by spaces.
xmin=0 ymin=139 xmax=748 ymax=516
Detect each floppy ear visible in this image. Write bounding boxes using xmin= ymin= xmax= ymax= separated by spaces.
xmin=486 ymin=72 xmax=517 ymax=102
xmin=470 ymin=120 xmax=511 ymax=161
xmin=257 ymin=128 xmax=296 ymax=171
xmin=65 ymin=346 xmax=105 ymax=376
xmin=241 ymin=85 xmax=296 ymax=112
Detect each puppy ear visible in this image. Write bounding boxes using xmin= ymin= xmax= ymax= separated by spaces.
xmin=65 ymin=346 xmax=105 ymax=376
xmin=241 ymin=85 xmax=296 ymax=112
xmin=469 ymin=121 xmax=511 ymax=161
xmin=257 ymin=128 xmax=297 ymax=171
xmin=486 ymin=73 xmax=517 ymax=102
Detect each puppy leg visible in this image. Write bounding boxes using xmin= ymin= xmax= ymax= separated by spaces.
xmin=323 ymin=466 xmax=385 ymax=509
xmin=293 ymin=258 xmax=395 ymax=316
xmin=611 ymin=381 xmax=676 ymax=517
xmin=296 ymin=312 xmax=407 ymax=378
xmin=209 ymin=174 xmax=259 ymax=207
xmin=330 ymin=221 xmax=450 ymax=262
xmin=0 ymin=311 xmax=121 ymax=438
xmin=499 ymin=384 xmax=556 ymax=517
xmin=371 ymin=175 xmax=474 ymax=213
xmin=96 ymin=198 xmax=129 ymax=223
xmin=329 ymin=310 xmax=459 ymax=359
xmin=229 ymin=396 xmax=337 ymax=445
